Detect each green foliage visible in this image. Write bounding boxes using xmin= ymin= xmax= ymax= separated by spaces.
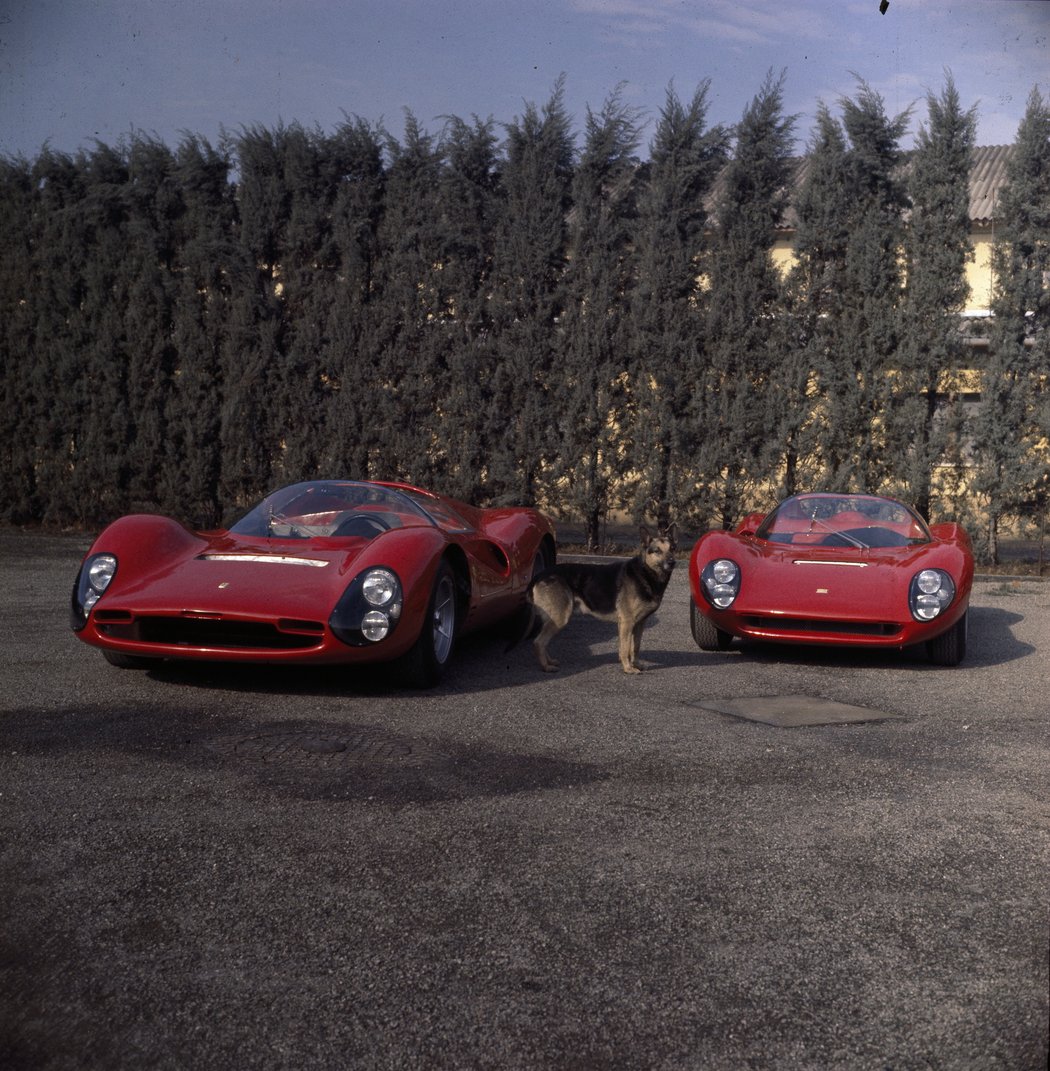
xmin=0 ymin=75 xmax=1045 ymax=568
xmin=0 ymin=156 xmax=39 ymax=522
xmin=698 ymin=70 xmax=796 ymax=528
xmin=430 ymin=116 xmax=502 ymax=501
xmin=973 ymin=88 xmax=1050 ymax=562
xmin=630 ymin=81 xmax=729 ymax=529
xmin=486 ymin=79 xmax=575 ymax=506
xmin=811 ymin=80 xmax=912 ymax=492
xmin=894 ymin=75 xmax=977 ymax=521
xmin=322 ymin=117 xmax=385 ymax=484
xmin=555 ymin=87 xmax=642 ymax=549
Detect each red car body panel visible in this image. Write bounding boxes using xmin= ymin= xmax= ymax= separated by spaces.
xmin=689 ymin=494 xmax=973 ymax=654
xmin=72 ymin=481 xmax=555 ymax=668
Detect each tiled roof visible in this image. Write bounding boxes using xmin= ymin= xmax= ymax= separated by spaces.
xmin=968 ymin=144 xmax=1013 ymax=223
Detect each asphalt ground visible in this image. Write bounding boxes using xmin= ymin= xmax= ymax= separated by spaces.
xmin=1 ymin=530 xmax=1048 ymax=1070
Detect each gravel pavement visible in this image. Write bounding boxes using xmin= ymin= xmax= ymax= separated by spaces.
xmin=1 ymin=530 xmax=1048 ymax=1070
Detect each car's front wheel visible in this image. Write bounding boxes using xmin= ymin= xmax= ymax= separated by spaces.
xmin=401 ymin=561 xmax=458 ymax=687
xmin=690 ymin=600 xmax=733 ymax=651
xmin=926 ymin=610 xmax=967 ymax=666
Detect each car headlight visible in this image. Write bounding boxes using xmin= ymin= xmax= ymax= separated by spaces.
xmin=330 ymin=566 xmax=403 ymax=646
xmin=71 ymin=553 xmax=117 ymax=629
xmin=362 ymin=569 xmax=400 ymax=609
xmin=909 ymin=568 xmax=955 ymax=621
xmin=701 ymin=559 xmax=740 ymax=609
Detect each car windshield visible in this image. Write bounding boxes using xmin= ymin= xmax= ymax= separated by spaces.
xmin=755 ymin=494 xmax=931 ymax=550
xmin=395 ymin=488 xmax=475 ymax=532
xmin=230 ymin=481 xmax=437 ymax=539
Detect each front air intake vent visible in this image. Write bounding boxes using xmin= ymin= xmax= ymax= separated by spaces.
xmin=132 ymin=617 xmax=324 ymax=650
xmin=743 ymin=616 xmax=901 ymax=637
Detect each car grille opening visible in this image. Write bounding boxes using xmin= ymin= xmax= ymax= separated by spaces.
xmin=742 ymin=615 xmax=901 ymax=638
xmin=99 ymin=616 xmax=326 ymax=650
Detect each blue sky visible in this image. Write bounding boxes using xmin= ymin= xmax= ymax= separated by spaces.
xmin=1 ymin=0 xmax=1046 ymax=160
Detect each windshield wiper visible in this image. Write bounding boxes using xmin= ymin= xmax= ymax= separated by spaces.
xmin=811 ymin=517 xmax=869 ymax=549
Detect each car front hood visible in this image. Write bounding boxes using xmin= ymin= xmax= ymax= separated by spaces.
xmin=107 ymin=537 xmax=368 ymax=621
xmin=737 ymin=545 xmax=923 ymax=619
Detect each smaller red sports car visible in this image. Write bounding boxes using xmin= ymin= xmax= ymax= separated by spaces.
xmin=72 ymin=480 xmax=556 ymax=686
xmin=689 ymin=493 xmax=973 ymax=665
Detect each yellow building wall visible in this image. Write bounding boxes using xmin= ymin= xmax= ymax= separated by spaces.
xmin=965 ymin=226 xmax=995 ymax=314
xmin=769 ymin=230 xmax=996 ymax=316
xmin=771 ymin=238 xmax=795 ymax=277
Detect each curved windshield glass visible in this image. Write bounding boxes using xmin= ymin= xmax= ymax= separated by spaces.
xmin=394 ymin=487 xmax=475 ymax=532
xmin=755 ymin=494 xmax=930 ymax=549
xmin=230 ymin=481 xmax=437 ymax=539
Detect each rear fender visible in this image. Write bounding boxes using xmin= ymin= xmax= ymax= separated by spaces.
xmin=478 ymin=509 xmax=556 ymax=577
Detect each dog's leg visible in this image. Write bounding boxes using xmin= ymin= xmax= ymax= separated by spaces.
xmin=630 ymin=619 xmax=647 ymax=670
xmin=533 ymin=612 xmax=563 ymax=672
xmin=618 ymin=616 xmax=642 ymax=674
xmin=531 ymin=579 xmax=573 ymax=672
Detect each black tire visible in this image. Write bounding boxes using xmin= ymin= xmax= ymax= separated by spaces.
xmin=927 ymin=610 xmax=967 ymax=666
xmin=690 ymin=600 xmax=733 ymax=651
xmin=401 ymin=561 xmax=458 ymax=688
xmin=103 ymin=650 xmax=160 ymax=670
xmin=530 ymin=543 xmax=552 ymax=584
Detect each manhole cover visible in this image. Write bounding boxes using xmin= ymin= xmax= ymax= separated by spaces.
xmin=205 ymin=729 xmax=433 ymax=768
xmin=693 ymin=695 xmax=904 ymax=727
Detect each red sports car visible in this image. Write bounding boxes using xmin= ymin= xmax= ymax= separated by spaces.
xmin=689 ymin=492 xmax=973 ymax=666
xmin=72 ymin=480 xmax=556 ymax=686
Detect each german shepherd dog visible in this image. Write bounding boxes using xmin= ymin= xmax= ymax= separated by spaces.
xmin=524 ymin=527 xmax=676 ymax=674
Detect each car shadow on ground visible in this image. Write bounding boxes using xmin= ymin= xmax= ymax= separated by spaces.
xmin=127 ymin=605 xmax=1030 ymax=697
xmin=134 ymin=615 xmax=695 ymax=697
xmin=4 ymin=700 xmax=612 ymax=805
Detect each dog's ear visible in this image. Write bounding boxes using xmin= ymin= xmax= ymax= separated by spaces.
xmin=639 ymin=525 xmax=652 ymax=546
xmin=664 ymin=522 xmax=677 ymax=547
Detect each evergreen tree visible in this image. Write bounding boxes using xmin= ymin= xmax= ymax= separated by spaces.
xmin=487 ymin=79 xmax=575 ymax=506
xmin=371 ymin=112 xmax=446 ymax=484
xmin=428 ymin=115 xmax=501 ymax=500
xmin=697 ymin=70 xmax=795 ymax=527
xmin=4 ymin=83 xmax=1046 ymax=550
xmin=218 ymin=280 xmax=280 ymax=516
xmin=270 ymin=124 xmax=349 ymax=484
xmin=780 ymin=104 xmax=852 ymax=497
xmin=556 ymin=88 xmax=641 ymax=548
xmin=19 ymin=149 xmax=90 ymax=523
xmin=809 ymin=82 xmax=911 ymax=491
xmin=120 ymin=136 xmax=180 ymax=513
xmin=67 ymin=143 xmax=137 ymax=524
xmin=323 ymin=117 xmax=386 ymax=480
xmin=222 ymin=124 xmax=292 ymax=508
xmin=0 ymin=156 xmax=37 ymax=521
xmin=894 ymin=75 xmax=977 ymax=521
xmin=630 ymin=82 xmax=728 ymax=528
xmin=159 ymin=135 xmax=236 ymax=524
xmin=972 ymin=88 xmax=1050 ymax=562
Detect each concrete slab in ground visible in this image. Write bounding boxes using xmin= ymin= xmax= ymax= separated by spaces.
xmin=694 ymin=694 xmax=906 ymax=727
